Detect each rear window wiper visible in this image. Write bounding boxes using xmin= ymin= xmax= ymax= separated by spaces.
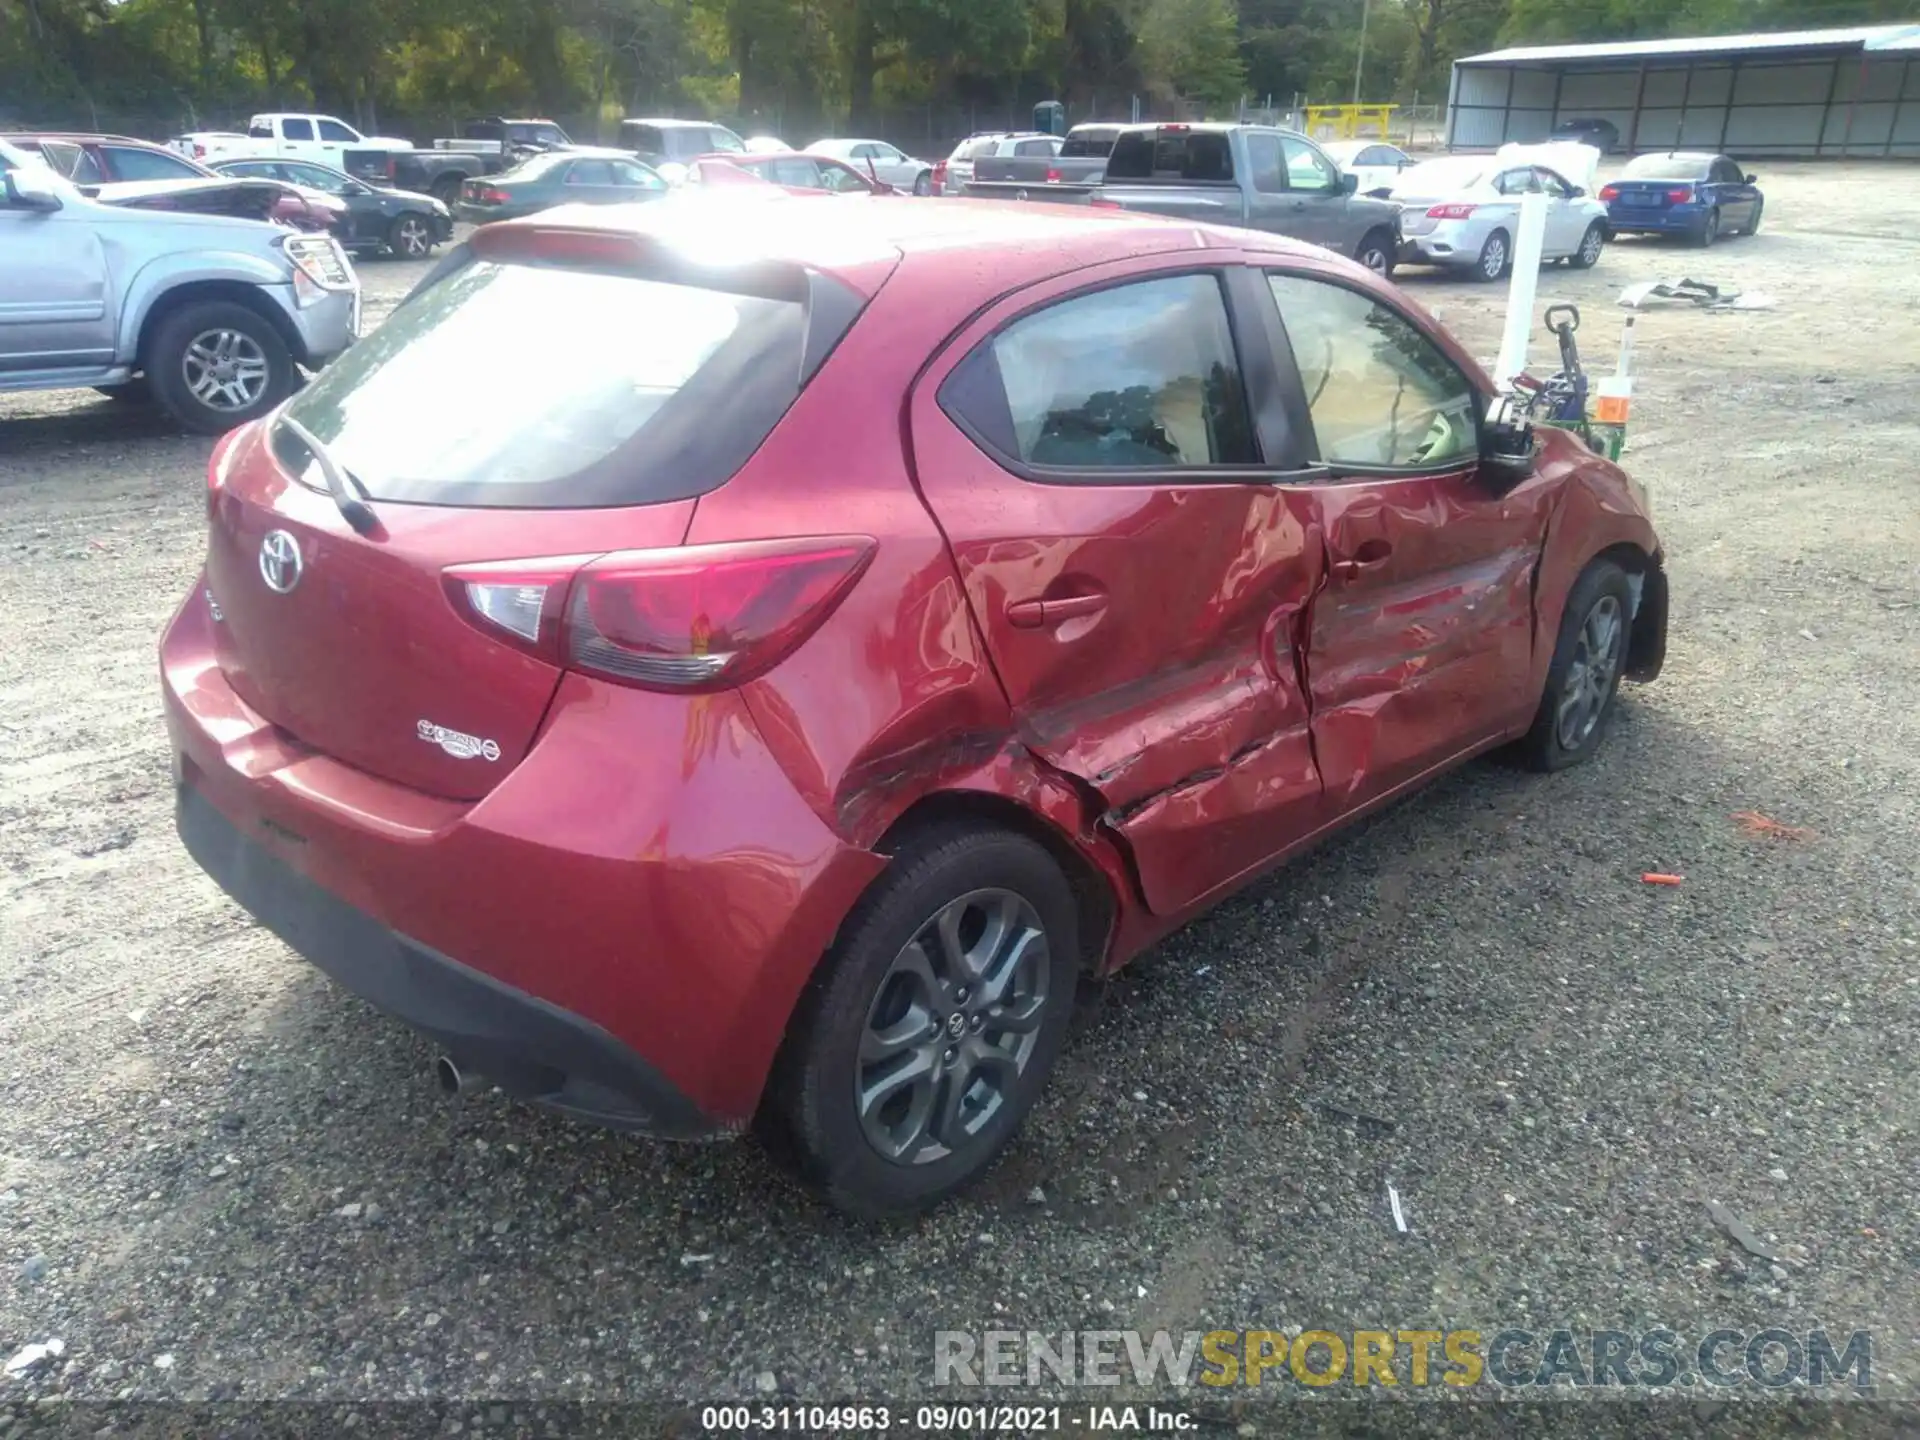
xmin=277 ymin=414 xmax=378 ymax=535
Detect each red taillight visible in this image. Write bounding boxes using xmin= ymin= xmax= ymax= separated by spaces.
xmin=1159 ymin=124 xmax=1190 ymax=132
xmin=192 ymin=143 xmax=206 ymax=159
xmin=467 ymin=185 xmax=510 ymax=206
xmin=1427 ymin=202 xmax=1478 ymax=220
xmin=445 ymin=537 xmax=876 ymax=692
xmin=1045 ymin=167 xmax=1062 ymax=182
xmin=931 ymin=160 xmax=947 ymax=194
xmin=1598 ymin=184 xmax=1619 ymax=201
xmin=1666 ymin=186 xmax=1693 ymax=203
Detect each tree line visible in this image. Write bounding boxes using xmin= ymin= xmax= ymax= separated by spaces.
xmin=1 ymin=0 xmax=1910 ymax=149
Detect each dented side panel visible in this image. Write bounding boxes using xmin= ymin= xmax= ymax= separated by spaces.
xmin=1303 ymin=462 xmax=1555 ymax=811
xmin=902 ymin=254 xmax=1329 ymax=917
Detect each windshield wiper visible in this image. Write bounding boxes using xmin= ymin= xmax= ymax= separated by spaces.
xmin=277 ymin=414 xmax=378 ymax=536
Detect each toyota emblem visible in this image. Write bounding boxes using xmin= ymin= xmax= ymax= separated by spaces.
xmin=259 ymin=530 xmax=304 ymax=594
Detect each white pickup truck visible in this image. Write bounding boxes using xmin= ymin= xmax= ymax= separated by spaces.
xmin=174 ymin=114 xmax=415 ymax=167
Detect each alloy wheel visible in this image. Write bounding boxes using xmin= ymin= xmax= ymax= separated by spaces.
xmin=1555 ymin=594 xmax=1624 ymax=751
xmin=182 ymin=329 xmax=270 ymax=412
xmin=1481 ymin=235 xmax=1507 ymax=279
xmin=1359 ymin=241 xmax=1390 ymax=274
xmin=856 ymin=888 xmax=1051 ymax=1165
xmin=395 ymin=216 xmax=431 ymax=257
xmin=1580 ymin=226 xmax=1604 ymax=265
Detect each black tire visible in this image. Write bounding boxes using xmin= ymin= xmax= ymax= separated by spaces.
xmin=430 ymin=174 xmax=464 ymax=205
xmin=144 ymin=300 xmax=295 ymax=436
xmin=389 ymin=211 xmax=436 ymax=259
xmin=93 ymin=378 xmax=151 ymax=404
xmin=759 ymin=821 xmax=1080 ymax=1218
xmin=912 ymin=170 xmax=932 ymax=196
xmin=1739 ymin=199 xmax=1763 ymax=236
xmin=1518 ymin=559 xmax=1634 ymax=772
xmin=1568 ymin=220 xmax=1606 ymax=269
xmin=1696 ymin=207 xmax=1720 ymax=247
xmin=1354 ymin=227 xmax=1397 ymax=278
xmin=1473 ymin=228 xmax=1512 ymax=283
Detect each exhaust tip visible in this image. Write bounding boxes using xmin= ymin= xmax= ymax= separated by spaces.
xmin=434 ymin=1055 xmax=465 ymax=1096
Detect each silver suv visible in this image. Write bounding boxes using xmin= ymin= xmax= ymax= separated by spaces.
xmin=1 ymin=137 xmax=360 ymax=433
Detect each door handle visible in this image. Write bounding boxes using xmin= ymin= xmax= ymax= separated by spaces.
xmin=1007 ymin=592 xmax=1109 ymax=628
xmin=1330 ymin=540 xmax=1393 ymax=582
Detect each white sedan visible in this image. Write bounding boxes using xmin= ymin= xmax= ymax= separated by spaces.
xmin=1319 ymin=139 xmax=1415 ymax=196
xmin=1388 ymin=155 xmax=1610 ymax=281
xmin=805 ymin=138 xmax=933 ymax=195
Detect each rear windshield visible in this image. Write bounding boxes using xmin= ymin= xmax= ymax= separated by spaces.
xmin=1103 ymin=130 xmax=1234 ymax=183
xmin=1060 ymin=129 xmax=1119 ymax=158
xmin=1392 ymin=158 xmax=1487 ymax=193
xmin=1622 ymin=153 xmax=1713 ymax=180
xmin=954 ymin=136 xmax=1005 ymax=161
xmin=275 ymin=259 xmax=820 ymax=509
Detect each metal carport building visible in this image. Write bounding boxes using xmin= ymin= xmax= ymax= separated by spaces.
xmin=1447 ymin=23 xmax=1920 ymax=157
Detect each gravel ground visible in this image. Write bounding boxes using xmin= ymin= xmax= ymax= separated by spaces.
xmin=3 ymin=166 xmax=1918 ymax=1429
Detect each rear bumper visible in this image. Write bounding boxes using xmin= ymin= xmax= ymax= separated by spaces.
xmin=177 ymin=784 xmax=721 ymax=1137
xmin=1397 ymin=230 xmax=1479 ymax=267
xmin=1605 ymin=206 xmax=1705 ymax=235
xmin=160 ymin=581 xmax=886 ymax=1128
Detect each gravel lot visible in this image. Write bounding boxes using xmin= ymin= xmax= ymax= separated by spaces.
xmin=3 ymin=165 xmax=1918 ymax=1426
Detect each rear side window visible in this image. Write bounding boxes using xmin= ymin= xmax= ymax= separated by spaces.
xmin=37 ymin=141 xmax=84 ymax=179
xmin=942 ymin=273 xmax=1257 ymax=474
xmin=626 ymin=125 xmax=665 ymax=154
xmin=103 ymin=145 xmax=199 ymax=181
xmin=277 ymin=259 xmax=846 ymax=509
xmin=282 ymin=119 xmax=314 ymax=141
xmin=566 ymin=160 xmax=613 ymax=184
xmin=1104 ymin=130 xmax=1233 ymax=183
xmin=1060 ymin=129 xmax=1118 ymax=158
xmin=955 ymin=136 xmax=1002 ymax=161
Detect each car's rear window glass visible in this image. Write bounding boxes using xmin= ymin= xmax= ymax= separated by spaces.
xmin=1103 ymin=130 xmax=1234 ymax=183
xmin=1392 ymin=157 xmax=1487 ymax=193
xmin=1060 ymin=129 xmax=1119 ymax=158
xmin=277 ymin=260 xmax=815 ymax=510
xmin=955 ymin=136 xmax=1003 ymax=161
xmin=497 ymin=152 xmax=569 ymax=182
xmin=1622 ymin=153 xmax=1714 ymax=180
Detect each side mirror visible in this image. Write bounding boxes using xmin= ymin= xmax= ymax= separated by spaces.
xmin=1569 ymin=185 xmax=1586 ymax=197
xmin=1744 ymin=172 xmax=1758 ymax=185
xmin=2 ymin=170 xmax=62 ymax=212
xmin=1341 ymin=172 xmax=1358 ymax=194
xmin=1479 ymin=415 xmax=1535 ymax=496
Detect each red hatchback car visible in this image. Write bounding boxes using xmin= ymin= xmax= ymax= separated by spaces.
xmin=162 ymin=198 xmax=1666 ymax=1216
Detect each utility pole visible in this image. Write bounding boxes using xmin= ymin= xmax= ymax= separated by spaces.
xmin=1352 ymin=0 xmax=1372 ymax=104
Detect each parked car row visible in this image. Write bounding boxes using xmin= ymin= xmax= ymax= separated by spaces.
xmin=1 ymin=135 xmax=359 ymax=433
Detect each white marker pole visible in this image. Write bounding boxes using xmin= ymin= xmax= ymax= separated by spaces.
xmin=1492 ymin=190 xmax=1550 ymax=388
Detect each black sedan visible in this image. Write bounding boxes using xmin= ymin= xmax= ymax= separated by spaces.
xmin=211 ymin=157 xmax=453 ymax=258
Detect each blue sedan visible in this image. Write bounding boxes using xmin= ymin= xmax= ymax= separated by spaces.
xmin=1599 ymin=151 xmax=1763 ymax=246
